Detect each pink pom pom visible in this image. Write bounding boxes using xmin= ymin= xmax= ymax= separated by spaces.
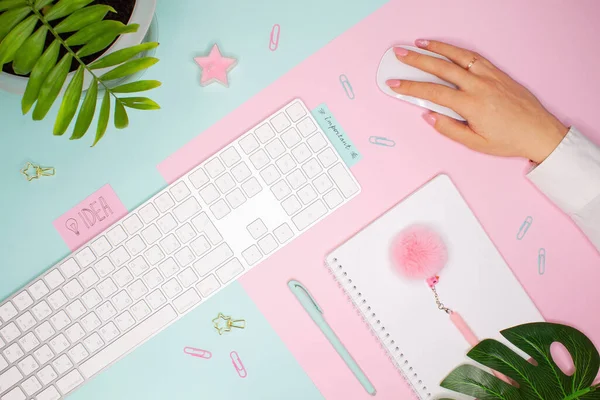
xmin=390 ymin=225 xmax=448 ymax=279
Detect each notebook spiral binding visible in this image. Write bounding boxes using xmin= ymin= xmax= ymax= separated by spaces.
xmin=325 ymin=257 xmax=431 ymax=399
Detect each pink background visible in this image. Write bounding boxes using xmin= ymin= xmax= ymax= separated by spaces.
xmin=159 ymin=0 xmax=600 ymax=398
xmin=53 ymin=184 xmax=128 ymax=251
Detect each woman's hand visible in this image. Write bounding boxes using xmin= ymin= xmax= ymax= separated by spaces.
xmin=386 ymin=40 xmax=569 ymax=164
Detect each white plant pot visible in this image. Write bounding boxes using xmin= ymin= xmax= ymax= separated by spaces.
xmin=0 ymin=0 xmax=157 ymax=95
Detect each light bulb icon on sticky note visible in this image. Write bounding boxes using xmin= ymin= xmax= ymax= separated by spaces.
xmin=65 ymin=218 xmax=80 ymax=236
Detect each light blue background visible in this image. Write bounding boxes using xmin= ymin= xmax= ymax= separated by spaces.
xmin=0 ymin=0 xmax=386 ymax=398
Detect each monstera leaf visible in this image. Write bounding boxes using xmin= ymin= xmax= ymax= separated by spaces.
xmin=440 ymin=323 xmax=600 ymax=400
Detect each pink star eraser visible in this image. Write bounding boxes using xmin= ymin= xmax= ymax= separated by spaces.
xmin=194 ymin=44 xmax=237 ymax=87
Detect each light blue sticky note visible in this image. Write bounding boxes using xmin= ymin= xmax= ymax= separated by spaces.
xmin=312 ymin=104 xmax=362 ymax=167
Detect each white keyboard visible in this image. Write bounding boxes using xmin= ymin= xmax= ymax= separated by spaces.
xmin=0 ymin=99 xmax=360 ymax=399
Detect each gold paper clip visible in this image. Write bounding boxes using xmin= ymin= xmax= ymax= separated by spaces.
xmin=212 ymin=312 xmax=246 ymax=335
xmin=21 ymin=162 xmax=55 ymax=181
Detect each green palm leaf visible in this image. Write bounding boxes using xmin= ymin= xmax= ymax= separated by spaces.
xmin=71 ymin=78 xmax=98 ymax=140
xmin=22 ymin=39 xmax=60 ymax=114
xmin=114 ymin=99 xmax=128 ymax=129
xmin=0 ymin=13 xmax=36 ymax=66
xmin=32 ymin=53 xmax=72 ymax=120
xmin=112 ymin=80 xmax=161 ymax=93
xmin=99 ymin=57 xmax=158 ymax=82
xmin=65 ymin=20 xmax=127 ymax=46
xmin=34 ymin=0 xmax=54 ymax=9
xmin=12 ymin=25 xmax=47 ymax=75
xmin=92 ymin=90 xmax=110 ymax=146
xmin=88 ymin=42 xmax=158 ymax=70
xmin=0 ymin=6 xmax=29 ymax=42
xmin=44 ymin=0 xmax=94 ymax=21
xmin=120 ymin=97 xmax=160 ymax=110
xmin=54 ymin=4 xmax=115 ymax=33
xmin=0 ymin=0 xmax=25 ymax=12
xmin=54 ymin=65 xmax=84 ymax=135
xmin=76 ymin=23 xmax=138 ymax=58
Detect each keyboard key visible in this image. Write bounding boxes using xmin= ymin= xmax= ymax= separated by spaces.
xmin=112 ymin=291 xmax=133 ymax=311
xmin=291 ymin=143 xmax=311 ymax=163
xmin=32 ymin=301 xmax=51 ymax=321
xmin=158 ymin=258 xmax=180 ymax=278
xmin=239 ymin=133 xmax=259 ymax=154
xmin=307 ymin=132 xmax=328 ymax=152
xmin=49 ymin=334 xmax=69 ymax=355
xmin=65 ymin=300 xmax=86 ymax=319
xmin=255 ymin=123 xmax=276 ymax=143
xmin=3 ymin=343 xmax=24 ymax=363
xmin=15 ymin=312 xmax=35 ymax=332
xmin=130 ymin=301 xmax=151 ymax=320
xmin=127 ymin=280 xmax=148 ymax=300
xmin=314 ymin=174 xmax=333 ymax=193
xmin=63 ymin=279 xmax=83 ymax=299
xmin=220 ymin=147 xmax=241 ymax=167
xmin=298 ymin=184 xmax=318 ymax=204
xmin=95 ymin=257 xmax=116 ymax=277
xmin=271 ymin=180 xmax=291 ymax=200
xmin=258 ymin=234 xmax=278 ymax=254
xmin=50 ymin=311 xmax=71 ymax=331
xmin=91 ymin=237 xmax=112 ymax=257
xmin=12 ymin=292 xmax=32 ymax=314
xmin=173 ymin=289 xmax=201 ymax=313
xmin=249 ymin=149 xmax=270 ymax=170
xmin=317 ymin=147 xmax=338 ymax=168
xmin=275 ymin=153 xmax=296 ymax=174
xmin=175 ymin=223 xmax=196 ymax=243
xmin=175 ymin=246 xmax=195 ymax=266
xmin=59 ymin=259 xmax=80 ymax=280
xmin=1 ymin=322 xmax=20 ymax=343
xmin=18 ymin=332 xmax=39 ymax=353
xmin=145 ymin=290 xmax=167 ymax=310
xmin=97 ymin=303 xmax=117 ymax=322
xmin=215 ymin=173 xmax=236 ymax=194
xmin=329 ymin=163 xmax=359 ymax=198
xmin=115 ymin=311 xmax=135 ymax=332
xmin=191 ymin=213 xmax=223 ymax=244
xmin=79 ymin=306 xmax=177 ymax=379
xmin=216 ymin=258 xmax=244 ymax=283
xmin=193 ymin=243 xmax=234 ymax=276
xmin=99 ymin=322 xmax=120 ymax=342
xmin=37 ymin=366 xmax=57 ymax=385
xmin=83 ymin=333 xmax=104 ymax=353
xmin=199 ymin=184 xmax=220 ymax=204
xmin=190 ymin=235 xmax=211 ymax=257
xmin=265 ymin=138 xmax=285 ymax=158
xmin=302 ymin=158 xmax=323 ymax=179
xmin=281 ymin=195 xmax=302 ymax=216
xmin=162 ymin=279 xmax=182 ymax=299
xmin=52 ymin=354 xmax=72 ymax=375
xmin=2 ymin=387 xmax=25 ymax=400
xmin=196 ymin=275 xmax=221 ymax=297
xmin=65 ymin=323 xmax=85 ymax=343
xmin=281 ymin=127 xmax=301 ymax=148
xmin=247 ymin=219 xmax=267 ymax=239
xmin=143 ymin=269 xmax=164 ymax=289
xmin=47 ymin=290 xmax=67 ymax=310
xmin=106 ymin=225 xmax=128 ymax=246
xmin=56 ymin=369 xmax=83 ymax=395
xmin=123 ymin=215 xmax=143 ymax=235
xmin=44 ymin=270 xmax=65 ymax=290
xmin=97 ymin=278 xmax=118 ymax=298
xmin=285 ymin=102 xmax=307 ymax=121
xmin=157 ymin=213 xmax=177 ymax=233
xmin=34 ymin=322 xmax=54 ymax=342
xmin=0 ymin=303 xmax=17 ymax=325
xmin=270 ymin=113 xmax=290 ymax=133
xmin=170 ymin=181 xmax=191 ymax=201
xmin=209 ymin=199 xmax=231 ymax=220
xmin=154 ymin=192 xmax=175 ymax=213
xmin=231 ymin=162 xmax=252 ymax=183
xmin=173 ymin=197 xmax=201 ymax=222
xmin=189 ymin=167 xmax=209 ymax=189
xmin=241 ymin=245 xmax=262 ymax=266
xmin=129 ymin=256 xmax=150 ymax=276
xmin=80 ymin=313 xmax=101 ymax=333
xmin=241 ymin=177 xmax=262 ymax=198
xmin=205 ymin=158 xmax=226 ymax=179
xmin=18 ymin=355 xmax=39 ymax=376
xmin=75 ymin=247 xmax=96 ymax=267
xmin=297 ymin=117 xmax=317 ymax=137
xmin=160 ymin=234 xmax=181 ymax=254
xmin=141 ymin=224 xmax=162 ymax=244
xmin=33 ymin=345 xmax=53 ymax=365
xmin=139 ymin=203 xmax=159 ymax=223
xmin=28 ymin=281 xmax=49 ymax=301
xmin=0 ymin=367 xmax=23 ymax=395
xmin=287 ymin=169 xmax=307 ymax=190
xmin=79 ymin=268 xmax=99 ymax=288
xmin=21 ymin=375 xmax=42 ymax=396
xmin=260 ymin=165 xmax=280 ymax=185
xmin=36 ymin=385 xmax=60 ymax=400
xmin=225 ymin=188 xmax=246 ymax=209
xmin=145 ymin=245 xmax=165 ymax=265
xmin=81 ymin=289 xmax=102 ymax=309
xmin=110 ymin=246 xmax=131 ymax=267
xmin=177 ymin=268 xmax=199 ymax=288
xmin=292 ymin=199 xmax=328 ymax=230
xmin=113 ymin=267 xmax=134 ymax=287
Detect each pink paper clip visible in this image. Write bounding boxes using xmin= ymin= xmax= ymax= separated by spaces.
xmin=230 ymin=351 xmax=247 ymax=378
xmin=269 ymin=24 xmax=280 ymax=51
xmin=183 ymin=347 xmax=212 ymax=359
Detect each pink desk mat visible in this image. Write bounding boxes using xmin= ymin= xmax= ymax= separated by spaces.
xmin=158 ymin=0 xmax=600 ymax=398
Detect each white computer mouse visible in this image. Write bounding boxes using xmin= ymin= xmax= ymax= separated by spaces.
xmin=376 ymin=45 xmax=465 ymax=121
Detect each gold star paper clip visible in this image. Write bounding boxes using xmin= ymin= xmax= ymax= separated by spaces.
xmin=212 ymin=312 xmax=246 ymax=335
xmin=21 ymin=162 xmax=55 ymax=182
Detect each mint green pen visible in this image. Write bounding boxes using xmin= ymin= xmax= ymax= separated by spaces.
xmin=288 ymin=279 xmax=376 ymax=395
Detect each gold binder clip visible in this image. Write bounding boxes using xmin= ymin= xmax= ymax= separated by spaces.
xmin=21 ymin=162 xmax=55 ymax=181
xmin=212 ymin=312 xmax=246 ymax=335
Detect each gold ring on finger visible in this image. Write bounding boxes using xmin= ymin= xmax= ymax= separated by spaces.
xmin=466 ymin=57 xmax=478 ymax=71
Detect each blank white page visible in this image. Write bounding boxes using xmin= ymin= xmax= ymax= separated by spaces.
xmin=326 ymin=174 xmax=543 ymax=399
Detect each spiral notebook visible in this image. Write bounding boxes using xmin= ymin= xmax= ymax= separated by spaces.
xmin=325 ymin=174 xmax=544 ymax=399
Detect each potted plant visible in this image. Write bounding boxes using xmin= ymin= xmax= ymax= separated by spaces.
xmin=0 ymin=0 xmax=161 ymax=146
xmin=440 ymin=322 xmax=600 ymax=399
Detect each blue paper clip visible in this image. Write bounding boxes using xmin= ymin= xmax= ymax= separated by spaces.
xmin=517 ymin=216 xmax=533 ymax=240
xmin=339 ymin=74 xmax=355 ymax=100
xmin=538 ymin=248 xmax=546 ymax=275
xmin=269 ymin=24 xmax=280 ymax=51
xmin=369 ymin=136 xmax=395 ymax=147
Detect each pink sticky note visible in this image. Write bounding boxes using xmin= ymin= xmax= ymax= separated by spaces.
xmin=53 ymin=184 xmax=127 ymax=251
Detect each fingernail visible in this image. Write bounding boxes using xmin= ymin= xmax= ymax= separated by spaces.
xmin=393 ymin=47 xmax=409 ymax=57
xmin=386 ymin=79 xmax=402 ymax=88
xmin=415 ymin=39 xmax=429 ymax=48
xmin=422 ymin=113 xmax=436 ymax=126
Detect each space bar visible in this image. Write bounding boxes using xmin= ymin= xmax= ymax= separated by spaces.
xmin=79 ymin=305 xmax=177 ymax=379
